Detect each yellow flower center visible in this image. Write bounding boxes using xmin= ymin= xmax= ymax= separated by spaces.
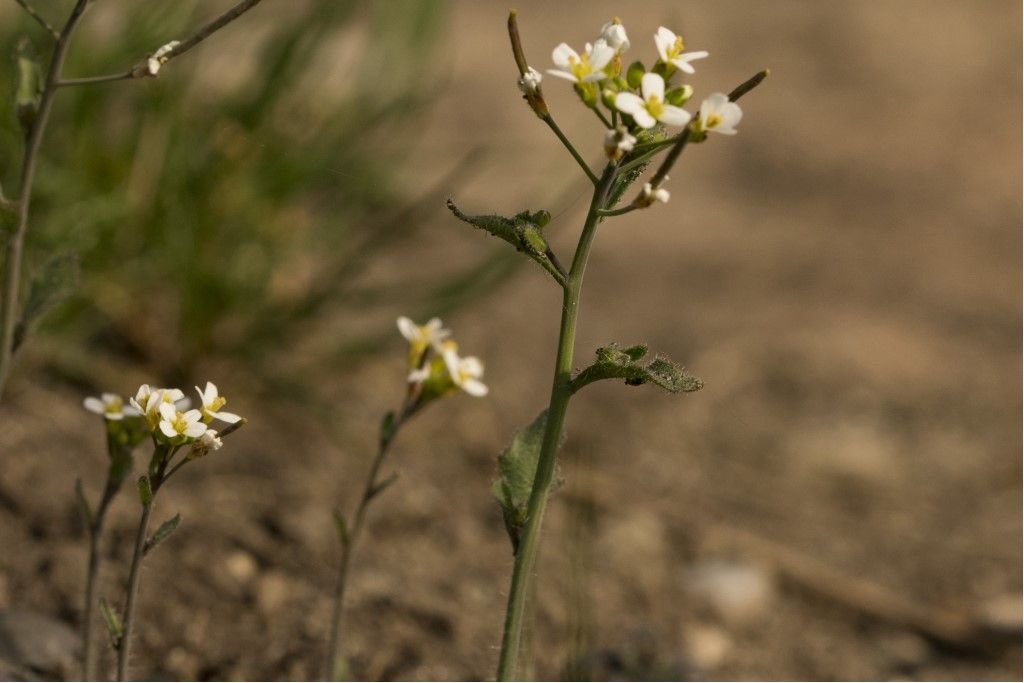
xmin=667 ymin=36 xmax=684 ymax=60
xmin=208 ymin=395 xmax=227 ymax=412
xmin=704 ymin=114 xmax=722 ymax=129
xmin=104 ymin=397 xmax=124 ymax=415
xmin=568 ymin=54 xmax=592 ymax=81
xmin=645 ymin=96 xmax=665 ymax=119
xmin=170 ymin=411 xmax=189 ymax=434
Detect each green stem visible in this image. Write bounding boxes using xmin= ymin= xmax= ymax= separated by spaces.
xmin=496 ymin=163 xmax=617 ymax=680
xmin=82 ymin=476 xmax=117 ymax=680
xmin=116 ymin=500 xmax=153 ymax=681
xmin=542 ymin=115 xmax=598 ymax=185
xmin=323 ymin=402 xmax=412 ymax=680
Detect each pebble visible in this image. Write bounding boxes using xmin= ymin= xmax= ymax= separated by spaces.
xmin=224 ymin=550 xmax=258 ymax=584
xmin=0 ymin=609 xmax=79 ymax=681
xmin=257 ymin=572 xmax=291 ymax=614
xmin=683 ymin=623 xmax=732 ymax=671
xmin=686 ymin=559 xmax=775 ymax=627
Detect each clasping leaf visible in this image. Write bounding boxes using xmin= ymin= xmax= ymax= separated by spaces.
xmin=570 ymin=343 xmax=703 ymax=394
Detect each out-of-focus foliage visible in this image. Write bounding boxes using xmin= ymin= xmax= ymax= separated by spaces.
xmin=0 ymin=0 xmax=487 ymax=389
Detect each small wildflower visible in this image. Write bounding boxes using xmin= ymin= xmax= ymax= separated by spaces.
xmin=653 ymin=26 xmax=708 ymax=74
xmin=597 ymin=18 xmax=630 ymax=54
xmin=157 ymin=403 xmax=206 ymax=441
xmin=195 ymin=381 xmax=241 ymax=424
xmin=614 ymin=72 xmax=691 ymax=129
xmin=441 ymin=341 xmax=489 ymax=397
xmin=397 ymin=316 xmax=450 ymax=368
xmin=146 ymin=40 xmax=180 ymax=76
xmin=518 ymin=67 xmax=543 ymax=95
xmin=635 ymin=181 xmax=671 ymax=208
xmin=604 ymin=127 xmax=637 ymax=161
xmin=547 ymin=41 xmax=615 ymax=84
xmin=83 ymin=393 xmax=139 ymax=421
xmin=696 ymin=92 xmax=743 ymax=135
xmin=130 ymin=385 xmax=188 ymax=431
xmin=188 ymin=428 xmax=223 ymax=459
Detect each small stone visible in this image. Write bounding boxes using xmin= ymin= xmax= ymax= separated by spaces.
xmin=683 ymin=623 xmax=732 ymax=671
xmin=686 ymin=559 xmax=775 ymax=627
xmin=257 ymin=572 xmax=291 ymax=614
xmin=224 ymin=550 xmax=258 ymax=584
xmin=979 ymin=593 xmax=1023 ymax=635
xmin=0 ymin=609 xmax=79 ymax=680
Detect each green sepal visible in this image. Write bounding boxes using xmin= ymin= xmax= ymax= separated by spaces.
xmin=569 ymin=343 xmax=703 ymax=394
xmin=666 ymin=85 xmax=693 ymax=106
xmin=99 ymin=598 xmax=123 ymax=649
xmin=74 ymin=478 xmax=92 ymax=530
xmin=136 ymin=475 xmax=152 ymax=507
xmin=143 ymin=513 xmax=180 ymax=555
xmin=15 ymin=38 xmax=42 ymax=131
xmin=11 ymin=251 xmax=78 ymax=353
xmin=491 ymin=410 xmax=560 ymax=552
xmin=447 ymin=199 xmax=564 ymax=285
xmin=332 ymin=507 xmax=349 ymax=547
xmin=626 ymin=61 xmax=645 ymax=89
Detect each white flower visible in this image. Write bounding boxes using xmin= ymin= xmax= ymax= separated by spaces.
xmin=654 ymin=26 xmax=708 ymax=75
xmin=146 ymin=40 xmax=180 ymax=76
xmin=398 ymin=316 xmax=450 ymax=367
xmin=195 ymin=381 xmax=241 ymax=424
xmin=604 ymin=127 xmax=636 ymax=161
xmin=157 ymin=403 xmax=206 ymax=440
xmin=130 ymin=385 xmax=189 ymax=430
xmin=697 ymin=92 xmax=743 ymax=135
xmin=614 ymin=73 xmax=691 ymax=129
xmin=636 ymin=182 xmax=670 ymax=208
xmin=188 ymin=428 xmax=223 ymax=459
xmin=598 ymin=19 xmax=630 ymax=54
xmin=518 ymin=67 xmax=543 ymax=95
xmin=83 ymin=393 xmax=138 ymax=421
xmin=440 ymin=341 xmax=488 ymax=397
xmin=547 ymin=41 xmax=615 ymax=84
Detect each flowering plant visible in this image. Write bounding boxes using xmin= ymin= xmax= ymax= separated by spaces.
xmin=450 ymin=13 xmax=768 ymax=679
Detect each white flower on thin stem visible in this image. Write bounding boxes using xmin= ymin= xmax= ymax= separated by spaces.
xmin=398 ymin=316 xmax=450 ymax=368
xmin=440 ymin=341 xmax=488 ymax=397
xmin=635 ymin=181 xmax=670 ymax=208
xmin=547 ymin=41 xmax=615 ymax=84
xmin=614 ymin=73 xmax=691 ymax=129
xmin=195 ymin=381 xmax=241 ymax=424
xmin=598 ymin=19 xmax=630 ymax=54
xmin=697 ymin=93 xmax=743 ymax=135
xmin=654 ymin=26 xmax=708 ymax=74
xmin=518 ymin=67 xmax=543 ymax=95
xmin=604 ymin=127 xmax=636 ymax=161
xmin=189 ymin=428 xmax=223 ymax=458
xmin=83 ymin=393 xmax=138 ymax=421
xmin=158 ymin=403 xmax=206 ymax=440
xmin=130 ymin=385 xmax=188 ymax=430
xmin=146 ymin=40 xmax=181 ymax=76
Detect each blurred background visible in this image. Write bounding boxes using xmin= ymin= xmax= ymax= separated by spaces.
xmin=0 ymin=0 xmax=1020 ymax=680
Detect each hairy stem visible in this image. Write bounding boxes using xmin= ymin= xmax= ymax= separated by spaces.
xmin=82 ymin=478 xmax=117 ymax=680
xmin=496 ymin=163 xmax=617 ymax=680
xmin=0 ymin=0 xmax=89 ymax=399
xmin=323 ymin=403 xmax=412 ymax=680
xmin=116 ymin=501 xmax=153 ymax=681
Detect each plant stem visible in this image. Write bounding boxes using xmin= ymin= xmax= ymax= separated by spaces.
xmin=323 ymin=403 xmax=412 ymax=680
xmin=11 ymin=0 xmax=59 ymax=39
xmin=496 ymin=163 xmax=617 ymax=680
xmin=82 ymin=478 xmax=117 ymax=680
xmin=116 ymin=501 xmax=153 ymax=681
xmin=542 ymin=115 xmax=597 ymax=185
xmin=0 ymin=0 xmax=89 ymax=400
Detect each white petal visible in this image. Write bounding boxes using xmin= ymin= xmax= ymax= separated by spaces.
xmin=551 ymin=42 xmax=578 ymax=68
xmin=640 ymin=72 xmax=665 ymax=102
xmin=679 ymin=50 xmax=709 ymax=63
xmin=460 ymin=356 xmax=484 ymax=378
xmin=83 ymin=397 xmax=105 ymax=414
xmin=204 ymin=381 xmax=218 ymax=402
xmin=211 ymin=410 xmax=242 ymax=424
xmin=546 ymin=69 xmax=579 ymax=82
xmin=123 ymin=405 xmax=141 ymax=417
xmin=703 ymin=92 xmax=730 ymax=113
xmin=654 ymin=27 xmax=675 ymax=61
xmin=183 ymin=409 xmax=202 ymax=423
xmin=184 ymin=422 xmax=207 ymax=438
xmin=631 ymin=108 xmax=657 ymax=129
xmin=396 ymin=316 xmax=418 ymax=341
xmin=101 ymin=392 xmax=119 ymax=404
xmin=673 ymin=58 xmax=696 ymax=74
xmin=164 ymin=388 xmax=185 ymax=402
xmin=129 ymin=398 xmax=145 ymax=414
xmin=614 ymin=92 xmax=645 ymax=116
xmin=158 ymin=402 xmax=176 ymax=420
xmin=107 ymin=413 xmax=125 ymax=421
xmin=159 ymin=421 xmax=178 ymax=438
xmin=134 ymin=384 xmax=151 ymax=401
xmin=581 ymin=72 xmax=606 ymax=83
xmin=658 ymin=105 xmax=692 ymax=126
xmin=462 ymin=379 xmax=489 ymax=397
xmin=588 ymin=42 xmax=615 ymax=71
xmin=442 ymin=347 xmax=461 ymax=379
xmin=722 ymin=102 xmax=743 ymax=127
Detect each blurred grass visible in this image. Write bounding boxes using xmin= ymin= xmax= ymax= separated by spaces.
xmin=0 ymin=0 xmax=509 ymax=391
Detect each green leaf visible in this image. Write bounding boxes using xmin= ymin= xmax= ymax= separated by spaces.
xmin=447 ymin=199 xmax=564 ymax=285
xmin=143 ymin=513 xmax=181 ymax=555
xmin=491 ymin=410 xmax=559 ymax=551
xmin=332 ymin=507 xmax=349 ymax=547
xmin=99 ymin=598 xmax=122 ymax=648
xmin=570 ymin=343 xmax=703 ymax=394
xmin=74 ymin=478 xmax=92 ymax=530
xmin=136 ymin=475 xmax=152 ymax=507
xmin=11 ymin=251 xmax=79 ymax=353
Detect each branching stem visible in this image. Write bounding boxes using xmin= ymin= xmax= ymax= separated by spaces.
xmin=11 ymin=0 xmax=59 ymax=39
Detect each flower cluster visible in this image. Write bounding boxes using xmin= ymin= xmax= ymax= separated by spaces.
xmin=84 ymin=381 xmax=242 ymax=454
xmin=397 ymin=316 xmax=488 ymax=399
xmin=536 ymin=19 xmax=744 ymax=186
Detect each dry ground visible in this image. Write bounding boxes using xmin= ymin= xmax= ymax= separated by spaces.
xmin=1 ymin=0 xmax=1021 ymax=680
